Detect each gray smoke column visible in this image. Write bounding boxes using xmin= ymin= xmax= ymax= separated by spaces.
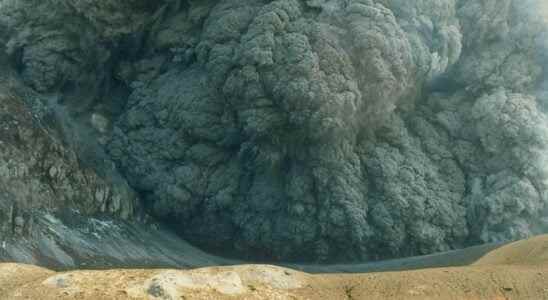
xmin=533 ymin=0 xmax=548 ymax=110
xmin=3 ymin=0 xmax=548 ymax=263
xmin=531 ymin=0 xmax=548 ymax=231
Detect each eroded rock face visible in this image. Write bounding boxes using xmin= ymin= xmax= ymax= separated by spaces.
xmin=0 ymin=90 xmax=138 ymax=239
xmin=1 ymin=0 xmax=548 ymax=262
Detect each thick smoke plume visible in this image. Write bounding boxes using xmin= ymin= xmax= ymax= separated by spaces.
xmin=2 ymin=0 xmax=548 ymax=263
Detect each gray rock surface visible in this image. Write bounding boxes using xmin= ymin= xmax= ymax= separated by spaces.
xmin=0 ymin=211 xmax=237 ymax=270
xmin=0 ymin=83 xmax=138 ymax=240
xmin=1 ymin=0 xmax=548 ymax=263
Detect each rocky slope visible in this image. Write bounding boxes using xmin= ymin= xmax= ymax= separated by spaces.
xmin=1 ymin=0 xmax=548 ymax=264
xmin=1 ymin=235 xmax=548 ymax=300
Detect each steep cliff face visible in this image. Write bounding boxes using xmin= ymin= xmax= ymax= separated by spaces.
xmin=0 ymin=86 xmax=137 ymax=238
xmin=1 ymin=0 xmax=548 ymax=263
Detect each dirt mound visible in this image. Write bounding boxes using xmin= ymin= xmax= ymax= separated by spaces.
xmin=474 ymin=235 xmax=548 ymax=266
xmin=1 ymin=235 xmax=548 ymax=299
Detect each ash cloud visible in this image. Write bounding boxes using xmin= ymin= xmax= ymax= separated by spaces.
xmin=2 ymin=0 xmax=548 ymax=263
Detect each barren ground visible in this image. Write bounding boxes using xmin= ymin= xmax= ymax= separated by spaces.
xmin=1 ymin=235 xmax=548 ymax=299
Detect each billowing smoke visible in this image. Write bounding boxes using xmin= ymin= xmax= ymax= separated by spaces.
xmin=528 ymin=0 xmax=548 ymax=231
xmin=532 ymin=1 xmax=548 ymax=112
xmin=2 ymin=0 xmax=548 ymax=263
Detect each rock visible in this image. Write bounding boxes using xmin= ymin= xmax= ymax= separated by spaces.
xmin=0 ymin=81 xmax=138 ymax=241
xmin=42 ymin=274 xmax=72 ymax=289
xmin=127 ymin=265 xmax=306 ymax=299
